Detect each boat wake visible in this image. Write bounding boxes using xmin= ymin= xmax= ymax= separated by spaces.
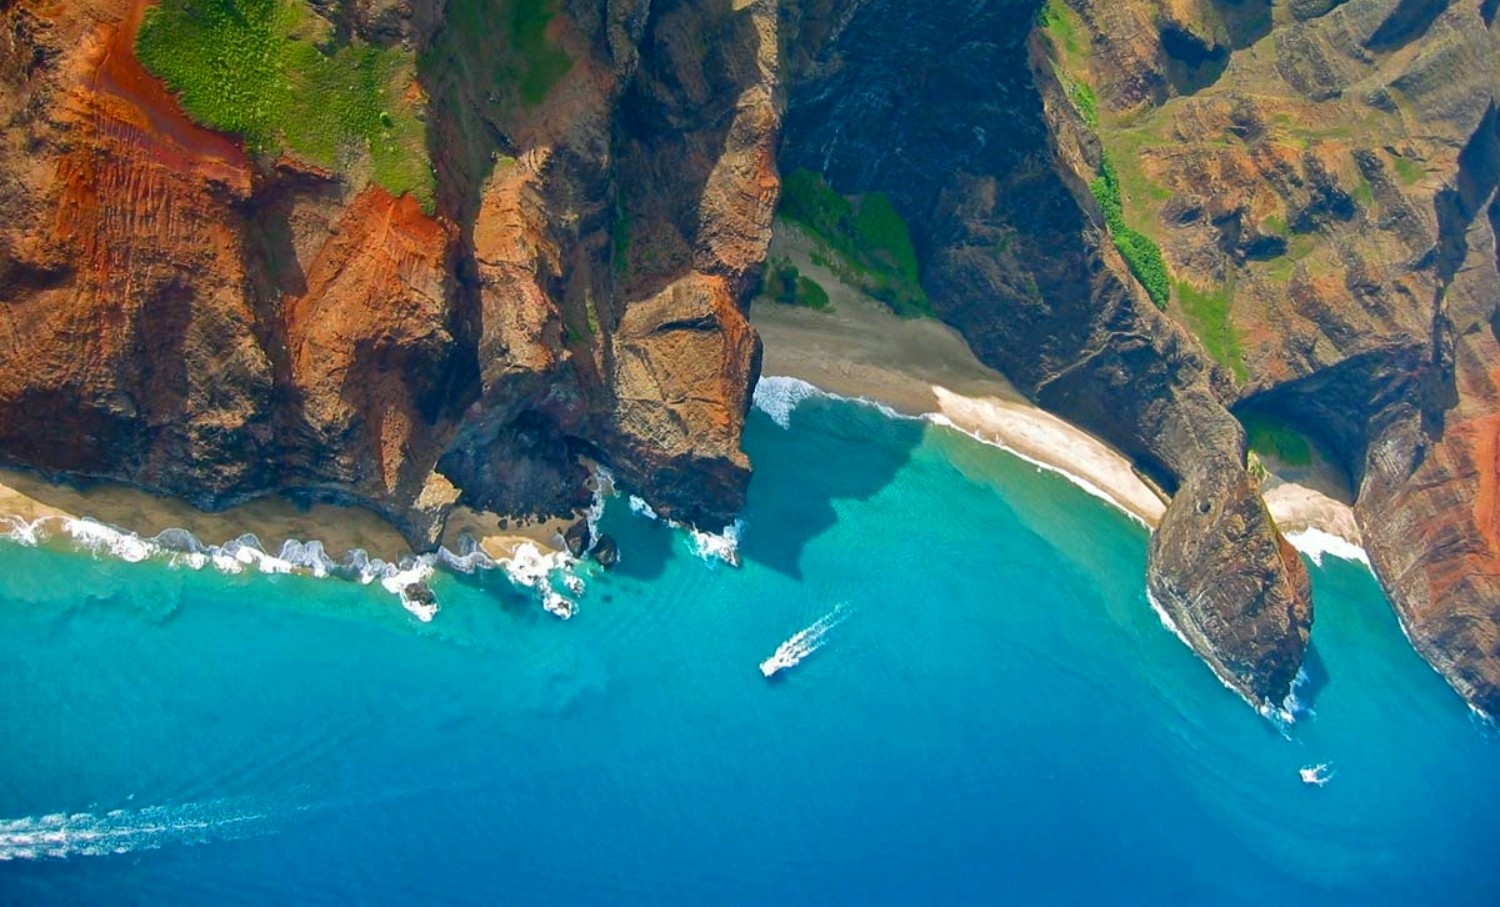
xmin=0 ymin=797 xmax=287 ymax=861
xmin=760 ymin=605 xmax=849 ymax=678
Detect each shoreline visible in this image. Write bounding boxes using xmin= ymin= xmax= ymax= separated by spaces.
xmin=0 ymin=467 xmax=573 ymax=581
xmin=0 ymin=223 xmax=1366 ymax=579
xmin=751 ymin=223 xmax=1366 ymax=561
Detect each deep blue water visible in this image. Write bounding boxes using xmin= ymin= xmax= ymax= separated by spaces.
xmin=1 ymin=394 xmax=1497 ymax=905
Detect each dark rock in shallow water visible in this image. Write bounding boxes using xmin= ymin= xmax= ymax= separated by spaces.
xmin=401 ymin=581 xmax=438 ymax=609
xmin=592 ymin=535 xmax=620 ymax=569
xmin=779 ymin=0 xmax=1312 ymax=712
xmin=563 ymin=520 xmax=593 ymax=558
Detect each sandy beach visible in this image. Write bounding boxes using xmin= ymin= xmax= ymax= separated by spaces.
xmin=0 ymin=220 xmax=1362 ymax=567
xmin=0 ymin=466 xmax=569 ymax=566
xmin=752 ymin=223 xmax=1364 ymax=552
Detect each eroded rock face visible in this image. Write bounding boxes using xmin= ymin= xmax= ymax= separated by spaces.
xmin=1 ymin=0 xmax=1494 ymax=720
xmin=777 ymin=0 xmax=1312 ymax=711
xmin=1049 ymin=0 xmax=1500 ymax=715
xmin=0 ymin=0 xmax=776 ymax=544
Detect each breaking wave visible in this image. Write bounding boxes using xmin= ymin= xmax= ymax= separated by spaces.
xmin=753 ymin=376 xmax=825 ymax=428
xmin=627 ymin=495 xmax=742 ymax=567
xmin=1283 ymin=528 xmax=1370 ymax=568
xmin=752 ymin=375 xmax=904 ymax=429
xmin=2 ymin=514 xmax=586 ymax=622
xmin=760 ymin=605 xmax=849 ymax=678
xmin=0 ymin=798 xmax=287 ymax=861
xmin=1146 ymin=589 xmax=1297 ymax=730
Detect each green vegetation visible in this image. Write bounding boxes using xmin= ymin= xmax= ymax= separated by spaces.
xmin=760 ymin=259 xmax=831 ymax=311
xmin=1176 ymin=280 xmax=1246 ymax=382
xmin=135 ymin=0 xmax=434 ymax=209
xmin=777 ymin=169 xmax=931 ymax=318
xmin=1241 ymin=413 xmax=1314 ymax=467
xmin=441 ymin=0 xmax=572 ymax=109
xmin=1090 ymin=154 xmax=1170 ymax=309
xmin=504 ymin=0 xmax=574 ymax=106
xmin=1260 ymin=214 xmax=1288 ymax=238
xmin=794 ymin=275 xmax=830 ymax=309
xmin=1391 ymin=154 xmax=1424 ymax=187
xmin=1038 ymin=0 xmax=1085 ymax=58
xmin=610 ymin=207 xmax=632 ymax=277
xmin=1068 ymin=80 xmax=1099 ymax=129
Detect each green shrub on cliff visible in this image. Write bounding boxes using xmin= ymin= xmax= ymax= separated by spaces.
xmin=777 ymin=169 xmax=931 ymax=318
xmin=1068 ymin=80 xmax=1099 ymax=129
xmin=1241 ymin=413 xmax=1314 ymax=467
xmin=441 ymin=0 xmax=574 ymax=109
xmin=135 ymin=0 xmax=434 ymax=209
xmin=794 ymin=275 xmax=831 ymax=310
xmin=760 ymin=260 xmax=830 ymax=311
xmin=1089 ymin=154 xmax=1170 ymax=309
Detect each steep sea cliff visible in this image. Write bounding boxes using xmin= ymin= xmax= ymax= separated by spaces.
xmin=2 ymin=395 xmax=1498 ymax=904
xmin=1 ymin=0 xmax=1498 ymax=722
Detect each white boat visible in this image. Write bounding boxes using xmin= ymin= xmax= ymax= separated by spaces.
xmin=1299 ymin=763 xmax=1334 ymax=786
xmin=760 ymin=606 xmax=848 ymax=679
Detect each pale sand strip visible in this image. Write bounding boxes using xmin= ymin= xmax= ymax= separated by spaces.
xmin=0 ymin=467 xmax=565 ymax=564
xmin=751 ymin=235 xmax=1364 ymax=553
xmin=0 ymin=220 xmax=1359 ymax=564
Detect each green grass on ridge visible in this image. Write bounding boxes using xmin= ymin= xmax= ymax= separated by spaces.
xmin=135 ymin=0 xmax=434 ymax=209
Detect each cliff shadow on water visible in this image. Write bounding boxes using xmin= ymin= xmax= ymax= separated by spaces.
xmin=736 ymin=401 xmax=923 ymax=580
xmin=583 ymin=397 xmax=923 ymax=583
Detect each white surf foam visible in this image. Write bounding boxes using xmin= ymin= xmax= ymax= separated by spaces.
xmin=0 ymin=798 xmax=282 ymax=861
xmin=1284 ymin=528 xmax=1370 ymax=567
xmin=628 ymin=495 xmax=659 ymax=520
xmin=627 ymin=495 xmax=742 ymax=567
xmin=687 ymin=521 xmax=742 ymax=567
xmin=760 ymin=605 xmax=849 ymax=678
xmin=752 ymin=375 xmax=826 ymax=428
xmin=1298 ymin=762 xmax=1334 ymax=786
xmin=583 ymin=465 xmax=614 ymax=551
xmin=495 ymin=542 xmax=578 ymax=620
xmin=4 ymin=515 xmax=49 ymax=546
xmin=0 ymin=511 xmax=596 ymax=622
xmin=752 ymin=375 xmax=906 ymax=428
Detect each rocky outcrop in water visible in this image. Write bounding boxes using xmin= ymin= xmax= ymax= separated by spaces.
xmin=776 ymin=0 xmax=1312 ymax=712
xmin=1037 ymin=0 xmax=1500 ymax=716
xmin=1 ymin=0 xmax=1496 ymax=717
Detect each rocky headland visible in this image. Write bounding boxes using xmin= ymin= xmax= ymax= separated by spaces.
xmin=0 ymin=0 xmax=1496 ymax=719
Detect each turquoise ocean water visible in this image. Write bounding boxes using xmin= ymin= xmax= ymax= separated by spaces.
xmin=1 ymin=390 xmax=1497 ymax=904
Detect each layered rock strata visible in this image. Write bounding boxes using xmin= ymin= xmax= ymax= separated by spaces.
xmin=0 ymin=0 xmax=773 ymax=549
xmin=1 ymin=0 xmax=1496 ymax=718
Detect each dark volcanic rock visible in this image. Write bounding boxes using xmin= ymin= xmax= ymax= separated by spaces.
xmin=592 ymin=534 xmax=620 ymax=568
xmin=778 ymin=0 xmax=1312 ymax=710
xmin=1056 ymin=0 xmax=1500 ymax=716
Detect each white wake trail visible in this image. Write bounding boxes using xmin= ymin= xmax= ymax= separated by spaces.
xmin=0 ymin=798 xmax=287 ymax=861
xmin=760 ymin=605 xmax=850 ymax=678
